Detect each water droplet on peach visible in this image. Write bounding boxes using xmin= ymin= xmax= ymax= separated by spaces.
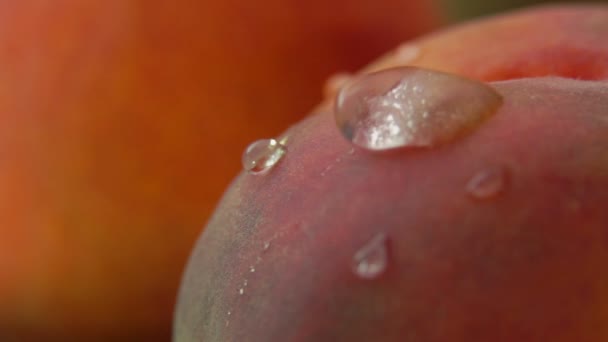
xmin=242 ymin=139 xmax=286 ymax=174
xmin=352 ymin=233 xmax=389 ymax=280
xmin=466 ymin=165 xmax=508 ymax=200
xmin=335 ymin=67 xmax=502 ymax=151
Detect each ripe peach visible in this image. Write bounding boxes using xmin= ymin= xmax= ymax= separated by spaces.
xmin=175 ymin=5 xmax=608 ymax=341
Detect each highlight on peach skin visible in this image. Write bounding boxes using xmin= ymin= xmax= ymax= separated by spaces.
xmin=0 ymin=1 xmax=438 ymax=341
xmin=175 ymin=5 xmax=608 ymax=342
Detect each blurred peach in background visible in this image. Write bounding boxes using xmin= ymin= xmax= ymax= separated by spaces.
xmin=0 ymin=0 xmax=439 ymax=340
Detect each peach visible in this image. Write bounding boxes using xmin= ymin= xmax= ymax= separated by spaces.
xmin=175 ymin=5 xmax=608 ymax=341
xmin=0 ymin=0 xmax=438 ymax=340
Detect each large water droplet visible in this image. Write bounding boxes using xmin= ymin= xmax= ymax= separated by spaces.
xmin=242 ymin=139 xmax=286 ymax=174
xmin=352 ymin=233 xmax=389 ymax=279
xmin=335 ymin=67 xmax=502 ymax=151
xmin=466 ymin=165 xmax=508 ymax=200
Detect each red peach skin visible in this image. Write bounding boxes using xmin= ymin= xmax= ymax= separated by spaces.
xmin=175 ymin=5 xmax=608 ymax=342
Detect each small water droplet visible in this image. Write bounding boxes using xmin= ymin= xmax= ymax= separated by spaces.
xmin=242 ymin=139 xmax=286 ymax=174
xmin=263 ymin=241 xmax=271 ymax=251
xmin=352 ymin=233 xmax=389 ymax=279
xmin=227 ymin=311 xmax=231 ymax=316
xmin=347 ymin=148 xmax=355 ymax=155
xmin=466 ymin=165 xmax=508 ymax=200
xmin=239 ymin=288 xmax=244 ymax=295
xmin=243 ymin=280 xmax=248 ymax=287
xmin=335 ymin=67 xmax=502 ymax=151
xmin=249 ymin=266 xmax=255 ymax=273
xmin=395 ymin=43 xmax=420 ymax=64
